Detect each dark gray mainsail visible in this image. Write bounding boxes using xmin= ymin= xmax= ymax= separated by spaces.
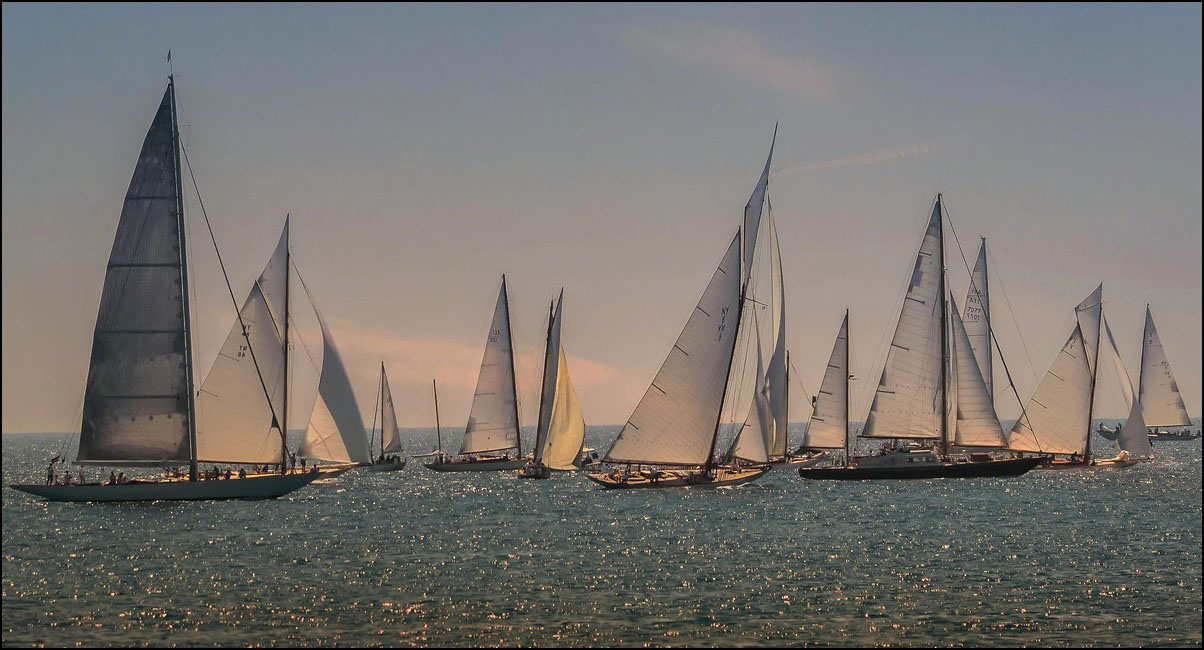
xmin=77 ymin=85 xmax=194 ymax=465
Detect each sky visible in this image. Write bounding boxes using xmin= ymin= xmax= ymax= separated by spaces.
xmin=3 ymin=3 xmax=1201 ymax=435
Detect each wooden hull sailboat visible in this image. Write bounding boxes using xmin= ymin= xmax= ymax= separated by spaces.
xmin=587 ymin=466 xmax=769 ymax=489
xmin=10 ymin=471 xmax=322 ymax=503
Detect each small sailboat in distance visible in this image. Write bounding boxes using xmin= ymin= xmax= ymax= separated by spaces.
xmin=426 ymin=275 xmax=527 ymax=471
xmin=794 ymin=311 xmax=851 ymax=466
xmin=518 ymin=290 xmax=587 ymax=479
xmin=364 ymin=363 xmax=406 ymax=471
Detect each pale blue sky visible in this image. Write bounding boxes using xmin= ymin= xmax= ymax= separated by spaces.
xmin=3 ymin=3 xmax=1200 ymax=431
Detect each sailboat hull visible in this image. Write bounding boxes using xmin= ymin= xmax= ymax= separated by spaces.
xmin=9 ymin=471 xmax=322 ymax=502
xmin=424 ymin=457 xmax=525 ymax=472
xmin=798 ymin=456 xmax=1043 ymax=480
xmin=586 ymin=466 xmax=769 ymax=489
xmin=1148 ymin=430 xmax=1201 ymax=441
xmin=360 ymin=459 xmax=406 ymax=472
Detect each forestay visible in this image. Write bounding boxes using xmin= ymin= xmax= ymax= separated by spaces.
xmin=962 ymin=240 xmax=992 ymax=397
xmin=301 ymin=316 xmax=371 ymax=464
xmin=951 ymin=298 xmax=1007 ymax=447
xmin=605 ymin=233 xmax=743 ymax=466
xmin=461 ymin=278 xmax=521 ymax=455
xmin=535 ymin=293 xmax=586 ymax=470
xmin=381 ymin=367 xmax=403 ymax=455
xmin=1008 ymin=326 xmax=1093 ymax=455
xmin=1102 ymin=317 xmax=1153 ymax=456
xmin=803 ymin=313 xmax=849 ymax=450
xmin=1138 ymin=307 xmax=1192 ymax=427
xmin=77 ymin=87 xmax=192 ymax=465
xmin=196 ymin=224 xmax=288 ymax=464
xmin=861 ymin=201 xmax=944 ymax=440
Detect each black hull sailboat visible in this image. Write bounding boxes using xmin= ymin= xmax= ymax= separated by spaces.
xmin=800 ymin=456 xmax=1042 ymax=480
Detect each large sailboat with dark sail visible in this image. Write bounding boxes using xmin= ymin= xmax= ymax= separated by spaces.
xmin=10 ymin=77 xmax=320 ymax=501
xmin=800 ymin=195 xmax=1042 ymax=480
xmin=425 ymin=276 xmax=527 ymax=471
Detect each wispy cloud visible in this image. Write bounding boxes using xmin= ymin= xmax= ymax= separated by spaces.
xmin=772 ymin=144 xmax=936 ymax=178
xmin=627 ymin=23 xmax=834 ymax=100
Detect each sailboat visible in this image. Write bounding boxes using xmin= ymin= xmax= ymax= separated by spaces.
xmin=425 ymin=276 xmax=527 ymax=471
xmin=800 ymin=195 xmax=1042 ymax=480
xmin=794 ymin=312 xmax=851 ymax=467
xmin=10 ymin=77 xmax=320 ymax=501
xmin=518 ymin=291 xmax=587 ymax=479
xmin=586 ymin=136 xmax=779 ymax=489
xmin=364 ymin=363 xmax=407 ymax=471
xmin=1099 ymin=307 xmax=1199 ymax=441
xmin=1007 ymin=285 xmax=1154 ymax=467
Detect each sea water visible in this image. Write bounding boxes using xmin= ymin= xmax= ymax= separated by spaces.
xmin=2 ymin=428 xmax=1200 ymax=647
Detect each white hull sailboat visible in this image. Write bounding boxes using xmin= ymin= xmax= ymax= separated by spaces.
xmin=9 ymin=76 xmax=319 ymax=502
xmin=518 ymin=291 xmax=587 ymax=479
xmin=426 ymin=276 xmax=528 ymax=472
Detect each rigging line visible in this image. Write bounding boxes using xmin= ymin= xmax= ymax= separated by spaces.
xmin=941 ymin=203 xmax=1042 ymax=451
xmin=986 ymin=243 xmax=1039 ymax=384
xmin=180 ymin=141 xmax=284 ymax=450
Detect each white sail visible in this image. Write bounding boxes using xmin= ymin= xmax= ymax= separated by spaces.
xmin=951 ymin=298 xmax=1007 ymax=447
xmin=301 ymin=315 xmax=372 ymax=464
xmin=729 ymin=317 xmax=771 ymax=463
xmin=766 ymin=211 xmax=789 ymax=456
xmin=380 ymin=367 xmax=403 ymax=455
xmin=803 ymin=313 xmax=849 ymax=450
xmin=461 ymin=277 xmax=521 ymax=455
xmin=862 ymin=200 xmax=944 ymax=440
xmin=1076 ymin=284 xmax=1103 ymax=375
xmin=742 ymin=126 xmax=776 ymax=286
xmin=196 ymin=225 xmax=288 ymax=464
xmin=605 ymin=233 xmax=743 ymax=466
xmin=77 ymin=86 xmax=193 ymax=465
xmin=534 ymin=292 xmax=587 ymax=470
xmin=1138 ymin=307 xmax=1192 ymax=427
xmin=962 ymin=240 xmax=992 ymax=397
xmin=1008 ymin=325 xmax=1093 ymax=455
xmin=1102 ymin=316 xmax=1154 ymax=457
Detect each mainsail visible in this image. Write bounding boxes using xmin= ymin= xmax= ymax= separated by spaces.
xmin=605 ymin=233 xmax=743 ymax=466
xmin=533 ymin=291 xmax=586 ymax=470
xmin=742 ymin=125 xmax=776 ymax=286
xmin=962 ymin=239 xmax=992 ymax=397
xmin=1101 ymin=317 xmax=1153 ymax=457
xmin=802 ymin=313 xmax=849 ymax=450
xmin=196 ymin=223 xmax=289 ymax=464
xmin=461 ymin=277 xmax=521 ymax=455
xmin=77 ymin=85 xmax=193 ymax=465
xmin=950 ymin=298 xmax=1007 ymax=447
xmin=301 ymin=315 xmax=372 ymax=464
xmin=380 ymin=366 xmax=403 ymax=455
xmin=729 ymin=314 xmax=771 ymax=464
xmin=1138 ymin=307 xmax=1192 ymax=427
xmin=861 ymin=200 xmax=945 ymax=440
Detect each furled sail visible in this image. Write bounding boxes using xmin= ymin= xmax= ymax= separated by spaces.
xmin=380 ymin=367 xmax=403 ymax=455
xmin=461 ymin=277 xmax=521 ymax=455
xmin=534 ymin=292 xmax=586 ymax=470
xmin=766 ymin=211 xmax=789 ymax=457
xmin=803 ymin=313 xmax=849 ymax=450
xmin=729 ymin=315 xmax=771 ymax=464
xmin=301 ymin=316 xmax=371 ymax=464
xmin=77 ymin=86 xmax=193 ymax=465
xmin=196 ymin=224 xmax=288 ymax=463
xmin=962 ymin=240 xmax=992 ymax=397
xmin=1101 ymin=317 xmax=1153 ymax=457
xmin=861 ymin=200 xmax=944 ymax=440
xmin=951 ymin=298 xmax=1007 ymax=447
xmin=1008 ymin=325 xmax=1093 ymax=455
xmin=1138 ymin=307 xmax=1191 ymax=427
xmin=605 ymin=233 xmax=743 ymax=466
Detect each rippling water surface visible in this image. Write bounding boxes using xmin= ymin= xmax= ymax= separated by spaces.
xmin=3 ymin=428 xmax=1201 ymax=647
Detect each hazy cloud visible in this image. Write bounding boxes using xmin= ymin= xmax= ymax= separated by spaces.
xmin=773 ymin=144 xmax=936 ymax=178
xmin=627 ymin=23 xmax=834 ymax=99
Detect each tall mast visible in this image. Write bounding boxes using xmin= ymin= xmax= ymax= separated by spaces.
xmin=937 ymin=194 xmax=950 ymax=459
xmin=433 ymin=379 xmax=443 ymax=454
xmin=282 ymin=216 xmax=290 ymax=466
xmin=706 ymin=230 xmax=748 ymax=471
xmin=1084 ymin=292 xmax=1102 ymax=461
xmin=502 ymin=275 xmax=522 ymax=456
xmin=169 ymin=75 xmax=199 ymax=482
xmin=380 ymin=363 xmax=386 ymax=458
xmin=1138 ymin=304 xmax=1149 ymax=431
xmin=785 ymin=349 xmax=790 ymax=460
xmin=844 ymin=309 xmax=851 ymax=467
xmin=533 ymin=298 xmax=554 ymax=464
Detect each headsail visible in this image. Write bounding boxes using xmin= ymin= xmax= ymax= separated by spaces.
xmin=196 ymin=224 xmax=289 ymax=463
xmin=802 ymin=313 xmax=849 ymax=450
xmin=962 ymin=239 xmax=992 ymax=397
xmin=380 ymin=366 xmax=403 ymax=455
xmin=1102 ymin=317 xmax=1153 ymax=456
xmin=301 ymin=315 xmax=372 ymax=464
xmin=766 ymin=210 xmax=789 ymax=457
xmin=729 ymin=313 xmax=771 ymax=464
xmin=1008 ymin=325 xmax=1093 ymax=455
xmin=1138 ymin=307 xmax=1192 ymax=427
xmin=742 ymin=125 xmax=776 ymax=286
xmin=534 ymin=291 xmax=586 ymax=470
xmin=605 ymin=233 xmax=743 ymax=466
xmin=861 ymin=199 xmax=944 ymax=440
xmin=461 ymin=277 xmax=521 ymax=455
xmin=77 ymin=85 xmax=193 ymax=465
xmin=1076 ymin=284 xmax=1103 ymax=375
xmin=950 ymin=297 xmax=1007 ymax=447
